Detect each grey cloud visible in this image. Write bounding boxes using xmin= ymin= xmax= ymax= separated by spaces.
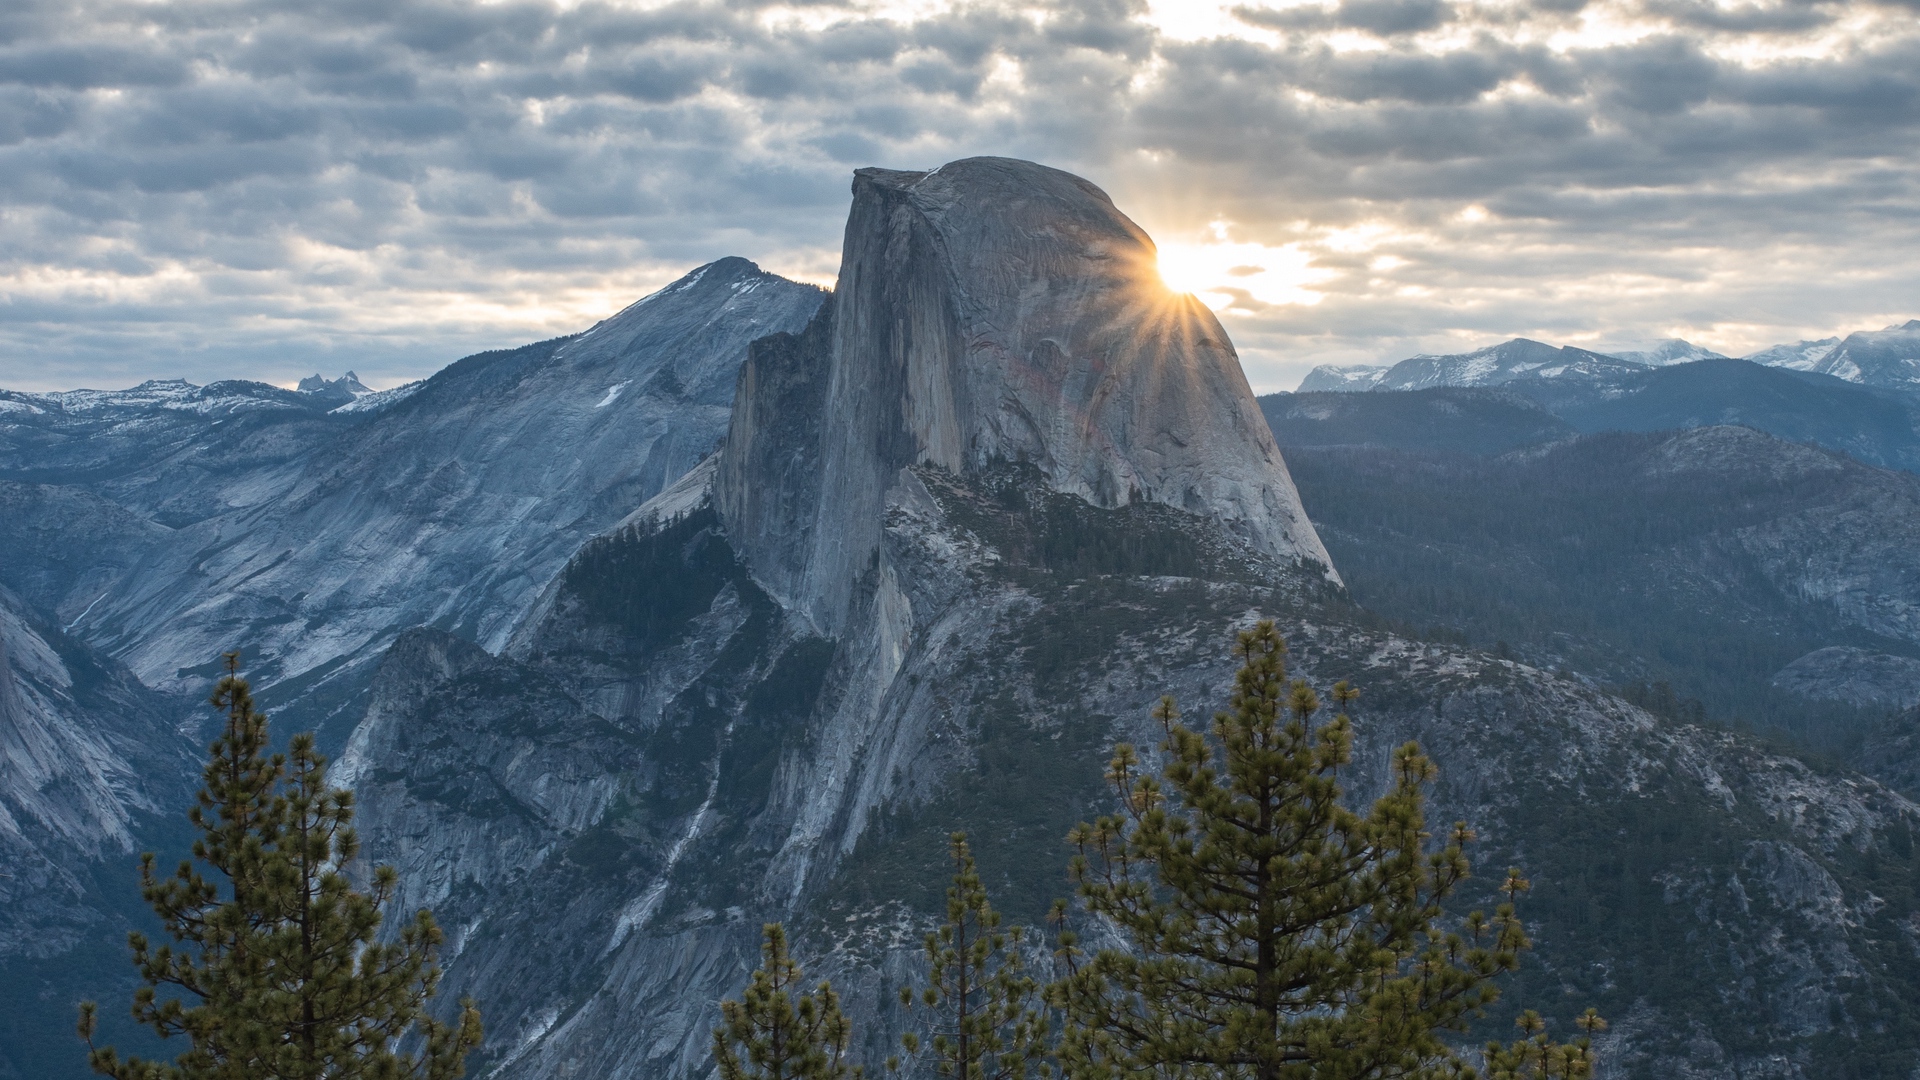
xmin=0 ymin=0 xmax=1916 ymax=393
xmin=1337 ymin=0 xmax=1455 ymax=35
xmin=1583 ymin=36 xmax=1720 ymax=114
xmin=0 ymin=44 xmax=188 ymax=89
xmin=1644 ymin=0 xmax=1836 ymax=32
xmin=1302 ymin=46 xmax=1513 ymax=103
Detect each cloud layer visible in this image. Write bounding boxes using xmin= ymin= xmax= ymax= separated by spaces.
xmin=1 ymin=0 xmax=1916 ymax=392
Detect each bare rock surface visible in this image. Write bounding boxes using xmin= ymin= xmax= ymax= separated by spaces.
xmin=328 ymin=162 xmax=1920 ymax=1080
xmin=715 ymin=157 xmax=1332 ymax=635
xmin=1772 ymin=646 xmax=1920 ymax=711
xmin=0 ymin=259 xmax=823 ymax=740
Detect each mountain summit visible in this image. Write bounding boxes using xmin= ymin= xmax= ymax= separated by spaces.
xmin=716 ymin=157 xmax=1332 ymax=632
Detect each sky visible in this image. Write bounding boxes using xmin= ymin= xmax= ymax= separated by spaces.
xmin=1 ymin=0 xmax=1917 ymax=394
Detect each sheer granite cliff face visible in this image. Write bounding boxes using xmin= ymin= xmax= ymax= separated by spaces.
xmin=715 ymin=158 xmax=1332 ymax=635
xmin=326 ymin=162 xmax=1920 ymax=1080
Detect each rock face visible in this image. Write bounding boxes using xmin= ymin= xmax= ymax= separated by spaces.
xmin=321 ymin=162 xmax=1920 ymax=1080
xmin=0 ymin=583 xmax=199 ymax=1080
xmin=1772 ymin=646 xmax=1920 ymax=711
xmin=0 ymin=259 xmax=823 ymax=741
xmin=0 ymin=583 xmax=192 ymax=956
xmin=715 ymin=158 xmax=1332 ymax=633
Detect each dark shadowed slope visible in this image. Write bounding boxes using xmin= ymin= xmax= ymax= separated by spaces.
xmin=1259 ymin=387 xmax=1576 ymax=456
xmin=1284 ymin=425 xmax=1920 ymax=761
xmin=1514 ymin=359 xmax=1920 ymax=473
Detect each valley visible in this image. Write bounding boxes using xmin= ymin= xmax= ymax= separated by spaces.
xmin=1 ymin=158 xmax=1917 ymax=1080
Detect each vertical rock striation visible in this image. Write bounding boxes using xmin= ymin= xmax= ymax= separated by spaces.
xmin=715 ymin=158 xmax=1333 ymax=634
xmin=323 ymin=160 xmax=1920 ymax=1080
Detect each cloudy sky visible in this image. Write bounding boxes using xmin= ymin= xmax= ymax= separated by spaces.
xmin=1 ymin=0 xmax=1917 ymax=394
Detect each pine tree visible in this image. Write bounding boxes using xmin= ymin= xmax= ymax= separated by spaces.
xmin=1050 ymin=620 xmax=1532 ymax=1080
xmin=715 ymin=924 xmax=862 ymax=1080
xmin=893 ymin=833 xmax=1050 ymax=1080
xmin=78 ymin=653 xmax=482 ymax=1080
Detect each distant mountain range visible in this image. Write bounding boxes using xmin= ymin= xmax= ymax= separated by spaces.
xmin=1258 ymin=383 xmax=1920 ymax=797
xmin=1301 ymin=321 xmax=1920 ymax=397
xmin=1284 ymin=352 xmax=1920 ymax=476
xmin=6 ymin=162 xmax=1920 ymax=1080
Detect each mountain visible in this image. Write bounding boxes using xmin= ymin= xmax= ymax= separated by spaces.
xmin=1599 ymin=338 xmax=1728 ymax=366
xmin=1520 ymin=358 xmax=1920 ymax=474
xmin=1807 ymin=320 xmax=1920 ymax=394
xmin=1744 ymin=336 xmax=1842 ymax=372
xmin=295 ymin=370 xmax=373 ymax=401
xmin=1282 ymin=424 xmax=1920 ymax=766
xmin=1286 ymin=353 xmax=1920 ymax=475
xmin=1366 ymin=338 xmax=1645 ymax=392
xmin=1259 ymin=387 xmax=1576 ymax=455
xmin=0 ymin=258 xmax=825 ymax=743
xmin=0 ymin=258 xmax=823 ymax=1077
xmin=321 ymin=160 xmax=1920 ymax=1080
xmin=0 ymin=379 xmax=366 ymax=527
xmin=1295 ymin=337 xmax=1665 ymax=394
xmin=1297 ymin=323 xmax=1920 ymax=401
xmin=1297 ymin=363 xmax=1391 ymax=392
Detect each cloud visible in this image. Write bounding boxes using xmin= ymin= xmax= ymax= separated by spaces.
xmin=0 ymin=0 xmax=1915 ymax=393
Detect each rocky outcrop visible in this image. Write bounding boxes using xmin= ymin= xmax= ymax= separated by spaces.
xmin=343 ymin=461 xmax=1920 ymax=1080
xmin=324 ymin=162 xmax=1920 ymax=1080
xmin=1771 ymin=646 xmax=1920 ymax=711
xmin=714 ymin=158 xmax=1332 ymax=634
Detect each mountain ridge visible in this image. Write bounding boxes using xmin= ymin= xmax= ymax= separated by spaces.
xmin=323 ymin=160 xmax=1920 ymax=1080
xmin=4 ymin=159 xmax=1920 ymax=1080
xmin=1299 ymin=322 xmax=1920 ymax=398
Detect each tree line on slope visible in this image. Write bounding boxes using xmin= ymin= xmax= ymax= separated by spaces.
xmin=1279 ymin=437 xmax=1914 ymax=761
xmin=78 ymin=627 xmax=1599 ymax=1080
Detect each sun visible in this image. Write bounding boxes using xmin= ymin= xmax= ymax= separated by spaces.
xmin=1154 ymin=223 xmax=1330 ymax=310
xmin=1156 ymin=244 xmax=1223 ymax=298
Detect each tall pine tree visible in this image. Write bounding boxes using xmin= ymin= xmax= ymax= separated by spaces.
xmin=894 ymin=833 xmax=1050 ymax=1080
xmin=1050 ymin=620 xmax=1535 ymax=1080
xmin=714 ymin=924 xmax=862 ymax=1080
xmin=78 ymin=653 xmax=481 ymax=1080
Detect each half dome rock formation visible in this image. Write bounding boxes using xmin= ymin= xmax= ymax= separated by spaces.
xmin=306 ymin=160 xmax=1920 ymax=1080
xmin=716 ymin=157 xmax=1334 ymax=633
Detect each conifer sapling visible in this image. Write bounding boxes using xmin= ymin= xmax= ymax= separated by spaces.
xmin=715 ymin=924 xmax=862 ymax=1080
xmin=893 ymin=833 xmax=1050 ymax=1080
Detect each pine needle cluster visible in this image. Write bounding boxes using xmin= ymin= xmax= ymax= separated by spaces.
xmin=714 ymin=924 xmax=862 ymax=1080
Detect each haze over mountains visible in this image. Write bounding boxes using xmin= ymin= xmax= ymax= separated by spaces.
xmin=1301 ymin=321 xmax=1920 ymax=398
xmin=3 ymin=159 xmax=1919 ymax=1080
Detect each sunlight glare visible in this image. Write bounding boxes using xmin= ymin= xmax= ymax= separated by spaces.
xmin=1156 ymin=223 xmax=1330 ymax=310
